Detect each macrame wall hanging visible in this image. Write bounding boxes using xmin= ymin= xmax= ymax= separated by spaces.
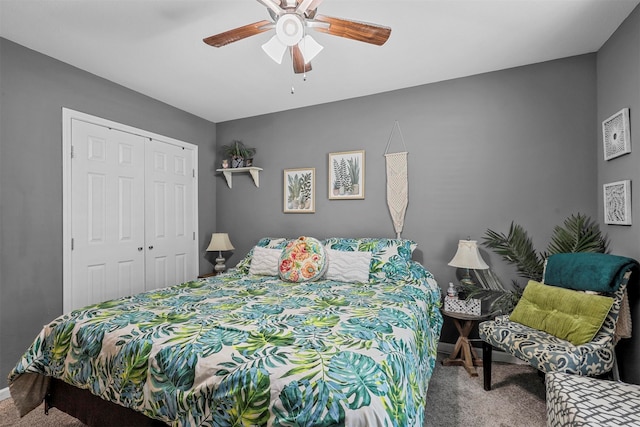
xmin=384 ymin=121 xmax=409 ymax=239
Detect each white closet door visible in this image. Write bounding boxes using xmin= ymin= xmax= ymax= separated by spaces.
xmin=144 ymin=139 xmax=196 ymax=291
xmin=71 ymin=120 xmax=146 ymax=309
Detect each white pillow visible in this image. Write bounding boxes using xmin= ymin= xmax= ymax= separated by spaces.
xmin=249 ymin=246 xmax=282 ymax=276
xmin=325 ymin=249 xmax=372 ymax=283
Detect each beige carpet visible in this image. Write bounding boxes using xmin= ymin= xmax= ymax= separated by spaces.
xmin=0 ymin=354 xmax=546 ymax=427
xmin=425 ymin=353 xmax=546 ymax=426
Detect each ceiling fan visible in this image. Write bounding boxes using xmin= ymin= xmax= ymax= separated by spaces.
xmin=203 ymin=0 xmax=392 ymax=74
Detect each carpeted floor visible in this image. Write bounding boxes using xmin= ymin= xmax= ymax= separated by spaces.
xmin=425 ymin=353 xmax=546 ymax=426
xmin=0 ymin=353 xmax=546 ymax=427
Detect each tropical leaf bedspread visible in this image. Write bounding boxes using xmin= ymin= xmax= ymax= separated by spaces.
xmin=9 ymin=265 xmax=442 ymax=426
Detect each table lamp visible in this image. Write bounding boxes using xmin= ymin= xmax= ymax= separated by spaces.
xmin=206 ymin=233 xmax=234 ymax=273
xmin=448 ymin=239 xmax=489 ymax=286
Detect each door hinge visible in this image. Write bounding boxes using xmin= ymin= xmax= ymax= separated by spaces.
xmin=71 ymin=238 xmax=74 ymax=250
xmin=71 ymin=145 xmax=75 ymax=159
xmin=193 ymin=232 xmax=196 ymax=240
xmin=193 ymin=169 xmax=195 ymax=178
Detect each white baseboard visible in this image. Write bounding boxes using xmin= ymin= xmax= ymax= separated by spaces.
xmin=437 ymin=341 xmax=525 ymax=365
xmin=0 ymin=387 xmax=10 ymax=401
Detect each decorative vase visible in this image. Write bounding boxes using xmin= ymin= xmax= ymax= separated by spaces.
xmin=231 ymin=156 xmax=244 ymax=168
xmin=221 ymin=159 xmax=229 ymax=169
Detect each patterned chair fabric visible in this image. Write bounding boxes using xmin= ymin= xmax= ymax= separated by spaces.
xmin=479 ymin=265 xmax=632 ymax=391
xmin=546 ymin=371 xmax=640 ymax=426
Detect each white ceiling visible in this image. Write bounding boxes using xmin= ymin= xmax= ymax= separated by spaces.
xmin=1 ymin=0 xmax=638 ymax=123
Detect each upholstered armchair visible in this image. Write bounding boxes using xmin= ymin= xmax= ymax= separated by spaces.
xmin=479 ymin=253 xmax=637 ymax=391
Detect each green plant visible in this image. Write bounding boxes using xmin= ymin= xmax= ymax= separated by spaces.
xmin=220 ymin=140 xmax=256 ymax=159
xmin=287 ymin=174 xmax=301 ymax=202
xmin=347 ymin=157 xmax=360 ymax=186
xmin=300 ymin=172 xmax=312 ymax=202
xmin=339 ymin=158 xmax=351 ymax=192
xmin=332 ymin=159 xmax=342 ymax=190
xmin=462 ymin=213 xmax=609 ymax=315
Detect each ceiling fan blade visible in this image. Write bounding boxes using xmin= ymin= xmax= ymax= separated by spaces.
xmin=203 ymin=20 xmax=272 ymax=47
xmin=291 ymin=45 xmax=312 ymax=74
xmin=313 ymin=15 xmax=391 ymax=46
xmin=296 ymin=0 xmax=324 ymax=15
xmin=256 ymin=0 xmax=284 ymax=17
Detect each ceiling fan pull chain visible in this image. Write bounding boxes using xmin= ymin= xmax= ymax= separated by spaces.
xmin=290 ymin=48 xmax=295 ymax=94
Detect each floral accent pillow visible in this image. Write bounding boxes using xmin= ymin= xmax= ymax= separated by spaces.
xmin=279 ymin=236 xmax=328 ymax=282
xmin=322 ymin=237 xmax=417 ymax=283
xmin=236 ymin=237 xmax=290 ymax=274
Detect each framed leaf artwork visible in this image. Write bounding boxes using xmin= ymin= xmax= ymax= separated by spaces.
xmin=328 ymin=150 xmax=365 ymax=200
xmin=284 ymin=168 xmax=315 ymax=213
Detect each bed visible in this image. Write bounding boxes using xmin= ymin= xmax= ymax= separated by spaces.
xmin=9 ymin=236 xmax=443 ymax=426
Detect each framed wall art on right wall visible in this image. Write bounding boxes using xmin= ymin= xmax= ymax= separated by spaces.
xmin=604 ymin=180 xmax=631 ymax=225
xmin=603 ymin=108 xmax=631 ymax=161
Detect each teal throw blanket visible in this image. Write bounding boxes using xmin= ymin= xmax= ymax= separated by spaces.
xmin=544 ymin=253 xmax=638 ymax=292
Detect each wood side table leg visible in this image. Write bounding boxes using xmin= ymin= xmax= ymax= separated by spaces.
xmin=442 ymin=318 xmax=481 ymax=376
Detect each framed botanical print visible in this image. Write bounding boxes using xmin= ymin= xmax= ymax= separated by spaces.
xmin=603 ymin=180 xmax=631 ymax=225
xmin=284 ymin=168 xmax=315 ymax=213
xmin=328 ymin=150 xmax=365 ymax=200
xmin=603 ymin=108 xmax=631 ymax=161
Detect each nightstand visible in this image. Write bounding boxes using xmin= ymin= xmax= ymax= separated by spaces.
xmin=441 ymin=309 xmax=491 ymax=377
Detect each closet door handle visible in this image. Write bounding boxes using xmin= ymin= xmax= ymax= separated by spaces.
xmin=148 ymin=245 xmax=154 ymax=250
xmin=138 ymin=247 xmax=143 ymax=251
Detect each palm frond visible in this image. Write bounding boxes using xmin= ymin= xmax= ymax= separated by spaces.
xmin=483 ymin=222 xmax=544 ymax=282
xmin=545 ymin=213 xmax=608 ymax=256
xmin=476 ymin=213 xmax=608 ymax=314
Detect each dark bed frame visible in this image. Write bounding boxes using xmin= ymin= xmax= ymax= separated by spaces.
xmin=45 ymin=378 xmax=169 ymax=426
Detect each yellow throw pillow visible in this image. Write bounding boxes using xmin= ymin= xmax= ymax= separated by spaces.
xmin=510 ymin=280 xmax=614 ymax=345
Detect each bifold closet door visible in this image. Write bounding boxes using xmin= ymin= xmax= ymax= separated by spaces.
xmin=144 ymin=139 xmax=196 ymax=291
xmin=71 ymin=120 xmax=146 ymax=309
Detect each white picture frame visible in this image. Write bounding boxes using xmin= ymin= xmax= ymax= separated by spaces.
xmin=284 ymin=168 xmax=315 ymax=213
xmin=328 ymin=150 xmax=365 ymax=200
xmin=603 ymin=180 xmax=631 ymax=225
xmin=603 ymin=108 xmax=631 ymax=161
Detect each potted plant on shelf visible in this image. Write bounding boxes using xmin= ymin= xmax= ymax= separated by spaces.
xmin=220 ymin=140 xmax=256 ymax=168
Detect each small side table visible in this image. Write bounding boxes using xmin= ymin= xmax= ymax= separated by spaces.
xmin=441 ymin=310 xmax=491 ymax=377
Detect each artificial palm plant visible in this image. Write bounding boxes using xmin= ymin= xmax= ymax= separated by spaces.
xmin=462 ymin=213 xmax=609 ymax=315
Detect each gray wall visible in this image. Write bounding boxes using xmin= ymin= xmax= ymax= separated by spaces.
xmin=3 ymin=4 xmax=639 ymax=387
xmin=216 ymin=54 xmax=599 ymax=357
xmin=597 ymin=5 xmax=640 ymax=384
xmin=0 ymin=38 xmax=217 ymax=378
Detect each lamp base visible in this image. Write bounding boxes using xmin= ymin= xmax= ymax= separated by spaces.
xmin=214 ymin=256 xmax=226 ymax=273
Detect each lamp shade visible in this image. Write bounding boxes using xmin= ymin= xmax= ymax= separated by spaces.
xmin=448 ymin=240 xmax=489 ymax=270
xmin=206 ymin=233 xmax=234 ymax=252
xmin=262 ymin=35 xmax=288 ymax=64
xmin=299 ymin=35 xmax=323 ymax=63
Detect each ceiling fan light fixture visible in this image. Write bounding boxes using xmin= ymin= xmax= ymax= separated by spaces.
xmin=299 ymin=34 xmax=323 ymax=63
xmin=275 ymin=14 xmax=305 ymax=46
xmin=262 ymin=35 xmax=288 ymax=64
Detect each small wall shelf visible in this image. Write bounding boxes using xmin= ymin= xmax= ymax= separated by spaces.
xmin=216 ymin=167 xmax=263 ymax=188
